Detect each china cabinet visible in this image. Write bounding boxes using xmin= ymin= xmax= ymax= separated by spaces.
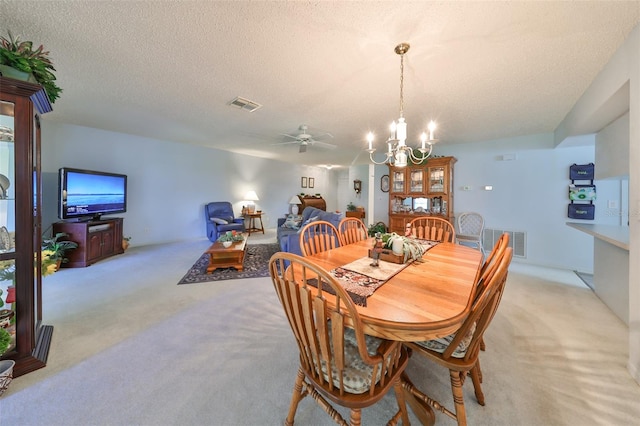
xmin=0 ymin=76 xmax=53 ymax=377
xmin=387 ymin=156 xmax=456 ymax=233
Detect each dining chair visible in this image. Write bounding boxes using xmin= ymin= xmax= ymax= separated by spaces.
xmin=404 ymin=247 xmax=513 ymax=426
xmin=408 ymin=216 xmax=456 ymax=243
xmin=299 ymin=220 xmax=341 ymax=257
xmin=338 ymin=217 xmax=368 ymax=246
xmin=455 ymin=212 xmax=485 ymax=257
xmin=268 ymin=252 xmax=410 ymax=426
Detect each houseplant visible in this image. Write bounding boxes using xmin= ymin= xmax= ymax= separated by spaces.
xmin=42 ymin=232 xmax=78 ymax=266
xmin=347 ymin=202 xmax=357 ymax=212
xmin=0 ymin=31 xmax=62 ymax=103
xmin=217 ymin=230 xmax=244 ymax=247
xmin=378 ymin=232 xmax=426 ymax=263
xmin=122 ymin=236 xmax=131 ymax=251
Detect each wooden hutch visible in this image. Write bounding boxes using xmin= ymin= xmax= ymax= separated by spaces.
xmin=387 ymin=156 xmax=456 ymax=233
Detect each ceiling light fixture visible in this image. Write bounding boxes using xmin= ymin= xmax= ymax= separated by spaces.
xmin=367 ymin=43 xmax=438 ymax=167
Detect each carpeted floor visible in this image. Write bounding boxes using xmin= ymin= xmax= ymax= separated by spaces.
xmin=177 ymin=243 xmax=280 ymax=284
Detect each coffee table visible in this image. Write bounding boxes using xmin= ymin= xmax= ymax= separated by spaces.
xmin=205 ymin=234 xmax=248 ymax=273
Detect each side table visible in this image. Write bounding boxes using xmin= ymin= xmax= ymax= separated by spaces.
xmin=244 ymin=212 xmax=265 ymax=235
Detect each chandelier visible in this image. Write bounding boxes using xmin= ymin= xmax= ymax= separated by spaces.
xmin=367 ymin=43 xmax=437 ymax=167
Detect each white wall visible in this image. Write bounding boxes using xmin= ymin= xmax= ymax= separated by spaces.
xmin=40 ymin=121 xmax=330 ymax=246
xmin=555 ymin=24 xmax=639 ymax=384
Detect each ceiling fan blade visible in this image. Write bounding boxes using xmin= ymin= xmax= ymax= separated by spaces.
xmin=311 ymin=132 xmax=334 ymax=141
xmin=312 ymin=140 xmax=338 ymax=150
xmin=271 ymin=140 xmax=300 ymax=146
xmin=279 ymin=133 xmax=300 ymax=140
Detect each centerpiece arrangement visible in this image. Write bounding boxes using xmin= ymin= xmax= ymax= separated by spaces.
xmin=370 ymin=232 xmax=426 ymax=264
xmin=217 ymin=230 xmax=244 ymax=248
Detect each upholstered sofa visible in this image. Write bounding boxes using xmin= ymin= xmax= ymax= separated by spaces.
xmin=277 ymin=206 xmax=343 ymax=256
xmin=205 ymin=202 xmax=245 ymax=242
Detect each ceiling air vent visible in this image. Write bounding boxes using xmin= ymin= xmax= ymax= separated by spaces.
xmin=228 ymin=96 xmax=262 ymax=112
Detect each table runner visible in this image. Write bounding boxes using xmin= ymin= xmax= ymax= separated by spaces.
xmin=329 ymin=257 xmax=410 ymax=306
xmin=307 ymin=240 xmax=439 ymax=307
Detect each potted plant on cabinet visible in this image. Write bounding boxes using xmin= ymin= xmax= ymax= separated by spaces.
xmin=122 ymin=236 xmax=131 ymax=251
xmin=0 ymin=31 xmax=62 ymax=103
xmin=42 ymin=232 xmax=78 ymax=268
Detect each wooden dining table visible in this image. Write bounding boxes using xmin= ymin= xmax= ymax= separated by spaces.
xmin=305 ymin=238 xmax=483 ymax=425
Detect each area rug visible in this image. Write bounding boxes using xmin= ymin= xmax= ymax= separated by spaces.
xmin=177 ymin=243 xmax=280 ymax=285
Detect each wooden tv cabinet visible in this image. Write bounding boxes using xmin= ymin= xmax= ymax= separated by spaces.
xmin=53 ymin=218 xmax=124 ymax=267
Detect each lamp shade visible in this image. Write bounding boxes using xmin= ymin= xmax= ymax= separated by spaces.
xmin=288 ymin=196 xmax=302 ymax=205
xmin=245 ymin=191 xmax=259 ymax=201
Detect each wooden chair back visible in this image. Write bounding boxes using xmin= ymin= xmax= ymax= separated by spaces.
xmin=338 ymin=217 xmax=368 ymax=246
xmin=476 ymin=232 xmax=510 ymax=293
xmin=445 ymin=247 xmax=512 ymax=362
xmin=408 ymin=217 xmax=456 ymax=243
xmin=299 ymin=220 xmax=341 ymax=257
xmin=268 ymin=252 xmax=410 ymax=425
xmin=404 ymin=246 xmax=513 ymax=426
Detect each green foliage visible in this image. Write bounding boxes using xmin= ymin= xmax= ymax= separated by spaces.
xmin=0 ymin=31 xmax=62 ymax=103
xmin=0 ymin=327 xmax=10 ymax=356
xmin=42 ymin=232 xmax=78 ymax=262
xmin=217 ymin=231 xmax=244 ymax=242
xmin=347 ymin=202 xmax=357 ymax=212
xmin=367 ymin=222 xmax=387 ymax=236
xmin=377 ymin=232 xmax=426 ymax=263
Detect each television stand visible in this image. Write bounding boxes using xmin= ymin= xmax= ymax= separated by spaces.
xmin=53 ymin=218 xmax=124 ymax=267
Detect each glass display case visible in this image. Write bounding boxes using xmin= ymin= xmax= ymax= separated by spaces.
xmin=390 ymin=169 xmax=406 ymax=194
xmin=387 ymin=156 xmax=457 ymax=233
xmin=409 ymin=169 xmax=424 ymax=194
xmin=0 ymin=76 xmax=53 ymax=377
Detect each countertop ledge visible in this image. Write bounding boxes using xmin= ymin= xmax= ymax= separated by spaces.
xmin=566 ymin=222 xmax=629 ymax=251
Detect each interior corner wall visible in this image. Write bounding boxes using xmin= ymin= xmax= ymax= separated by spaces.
xmin=626 ymin=25 xmax=640 ymax=385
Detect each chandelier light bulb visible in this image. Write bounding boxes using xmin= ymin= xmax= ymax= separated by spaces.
xmin=367 ymin=132 xmax=375 ymax=151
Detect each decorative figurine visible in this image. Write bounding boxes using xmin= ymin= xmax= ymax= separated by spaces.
xmin=370 ymin=232 xmax=383 ymax=267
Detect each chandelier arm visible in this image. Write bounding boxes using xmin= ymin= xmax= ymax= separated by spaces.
xmin=369 ymin=151 xmax=393 ymax=165
xmin=407 ymin=144 xmax=434 ymax=163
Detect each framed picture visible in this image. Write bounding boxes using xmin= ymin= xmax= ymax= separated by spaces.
xmin=381 ymin=174 xmax=390 ymax=192
xmin=301 ymin=177 xmax=307 ymax=188
xmin=309 ymin=177 xmax=315 ymax=188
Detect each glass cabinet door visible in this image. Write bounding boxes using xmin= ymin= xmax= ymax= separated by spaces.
xmin=428 ymin=166 xmax=447 ymax=194
xmin=408 ymin=169 xmax=424 ymax=194
xmin=0 ymin=100 xmax=16 ymax=354
xmin=390 ymin=169 xmax=406 ymax=194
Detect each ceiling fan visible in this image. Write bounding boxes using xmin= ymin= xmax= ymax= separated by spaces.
xmin=273 ymin=125 xmax=337 ymax=153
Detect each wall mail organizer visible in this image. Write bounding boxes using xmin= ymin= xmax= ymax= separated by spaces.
xmin=568 ymin=163 xmax=595 ymax=220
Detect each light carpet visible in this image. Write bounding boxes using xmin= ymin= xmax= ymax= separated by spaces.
xmin=1 ymin=236 xmax=639 ymax=425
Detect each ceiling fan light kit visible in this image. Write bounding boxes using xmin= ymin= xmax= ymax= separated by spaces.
xmin=367 ymin=43 xmax=438 ymax=167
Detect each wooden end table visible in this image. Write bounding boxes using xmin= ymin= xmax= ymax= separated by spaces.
xmin=205 ymin=234 xmax=248 ymax=273
xmin=244 ymin=212 xmax=265 ymax=235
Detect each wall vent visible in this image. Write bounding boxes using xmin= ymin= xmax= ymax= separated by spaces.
xmin=228 ymin=96 xmax=262 ymax=112
xmin=483 ymin=229 xmax=527 ymax=258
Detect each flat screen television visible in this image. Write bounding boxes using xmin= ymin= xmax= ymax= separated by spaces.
xmin=58 ymin=167 xmax=127 ymax=221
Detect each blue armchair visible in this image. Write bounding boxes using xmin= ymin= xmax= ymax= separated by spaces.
xmin=205 ymin=202 xmax=245 ymax=242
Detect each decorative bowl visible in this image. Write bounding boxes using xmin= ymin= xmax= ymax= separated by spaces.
xmin=222 ymin=241 xmax=232 ymax=248
xmin=0 ymin=360 xmax=15 ymax=397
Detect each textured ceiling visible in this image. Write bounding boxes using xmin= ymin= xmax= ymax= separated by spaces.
xmin=1 ymin=1 xmax=639 ymax=167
